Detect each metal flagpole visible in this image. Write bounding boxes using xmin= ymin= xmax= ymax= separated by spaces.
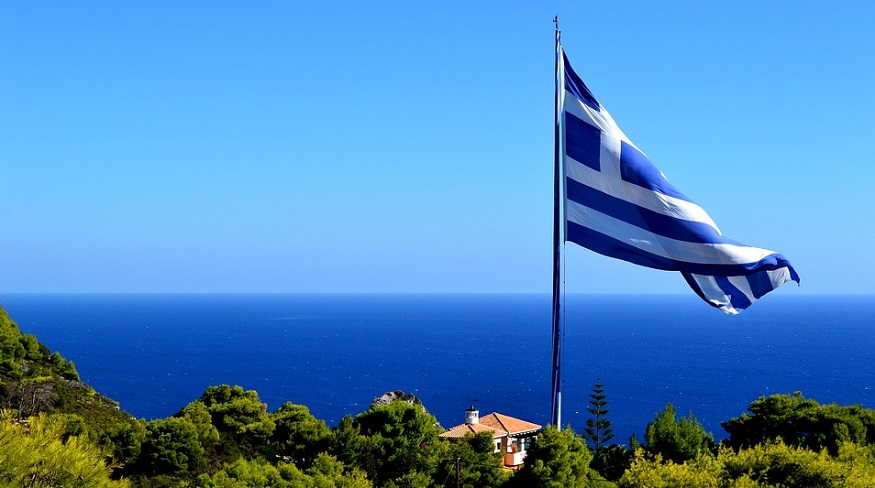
xmin=550 ymin=18 xmax=564 ymax=428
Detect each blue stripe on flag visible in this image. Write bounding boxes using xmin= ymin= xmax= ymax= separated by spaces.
xmin=566 ymin=177 xmax=719 ymax=244
xmin=567 ymin=219 xmax=799 ymax=278
xmin=566 ymin=220 xmax=680 ymax=271
xmin=565 ymin=114 xmax=601 ymax=171
xmin=746 ymin=270 xmax=776 ymax=299
xmin=619 ymin=141 xmax=691 ymax=202
xmin=562 ymin=52 xmax=599 ymax=111
xmin=714 ymin=276 xmax=753 ymax=310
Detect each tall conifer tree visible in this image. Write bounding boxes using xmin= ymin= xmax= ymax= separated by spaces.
xmin=584 ymin=378 xmax=614 ymax=451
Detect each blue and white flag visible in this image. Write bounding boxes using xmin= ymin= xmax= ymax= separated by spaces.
xmin=560 ymin=47 xmax=799 ymax=314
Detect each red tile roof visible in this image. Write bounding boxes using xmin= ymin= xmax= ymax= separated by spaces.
xmin=439 ymin=422 xmax=507 ymax=439
xmin=479 ymin=413 xmax=541 ymax=435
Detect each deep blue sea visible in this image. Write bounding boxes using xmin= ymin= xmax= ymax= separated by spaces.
xmin=0 ymin=294 xmax=872 ymax=444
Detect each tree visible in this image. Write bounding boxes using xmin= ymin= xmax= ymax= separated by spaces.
xmin=177 ymin=399 xmax=221 ymax=450
xmin=355 ymin=399 xmax=444 ymax=485
xmin=139 ymin=416 xmax=208 ymax=476
xmin=195 ymin=453 xmax=373 ymax=488
xmin=306 ymin=452 xmax=372 ymax=488
xmin=271 ymin=401 xmax=331 ymax=467
xmin=619 ymin=450 xmax=721 ymax=488
xmin=433 ymin=431 xmax=510 ymax=488
xmin=719 ymin=440 xmax=870 ymax=487
xmin=590 ymin=444 xmax=632 ymax=483
xmin=583 ymin=378 xmax=614 ymax=452
xmin=644 ymin=404 xmax=714 ymax=464
xmin=100 ymin=419 xmax=147 ymax=472
xmin=0 ymin=305 xmax=79 ymax=382
xmin=0 ymin=413 xmax=129 ymax=487
xmin=722 ymin=391 xmax=875 ymax=455
xmin=329 ymin=414 xmax=369 ymax=470
xmin=196 ymin=385 xmax=275 ymax=455
xmin=194 ymin=457 xmax=311 ymax=488
xmin=0 ymin=306 xmax=27 ymax=364
xmin=9 ymin=377 xmax=58 ymax=419
xmin=513 ymin=425 xmax=606 ymax=488
xmin=619 ymin=440 xmax=875 ymax=487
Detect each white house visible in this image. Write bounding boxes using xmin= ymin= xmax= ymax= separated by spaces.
xmin=439 ymin=406 xmax=541 ymax=469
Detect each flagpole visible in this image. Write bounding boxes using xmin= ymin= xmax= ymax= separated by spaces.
xmin=550 ymin=19 xmax=564 ymax=428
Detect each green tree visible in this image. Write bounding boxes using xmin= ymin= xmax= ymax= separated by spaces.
xmin=644 ymin=404 xmax=714 ymax=464
xmin=355 ymin=399 xmax=444 ymax=486
xmin=195 ymin=457 xmax=311 ymax=488
xmin=0 ymin=305 xmax=79 ymax=382
xmin=177 ymin=400 xmax=221 ymax=449
xmin=195 ymin=454 xmax=372 ymax=488
xmin=584 ymin=378 xmax=615 ymax=452
xmin=100 ymin=419 xmax=147 ymax=472
xmin=329 ymin=414 xmax=370 ymax=471
xmin=140 ymin=416 xmax=208 ymax=476
xmin=722 ymin=391 xmax=875 ymax=455
xmin=619 ymin=440 xmax=875 ymax=487
xmin=197 ymin=385 xmax=275 ymax=455
xmin=432 ymin=431 xmax=510 ymax=488
xmin=307 ymin=452 xmax=373 ymax=488
xmin=618 ymin=450 xmax=721 ymax=488
xmin=513 ymin=425 xmax=606 ymax=488
xmin=0 ymin=306 xmax=27 ymax=363
xmin=590 ymin=444 xmax=632 ymax=483
xmin=720 ymin=440 xmax=856 ymax=487
xmin=271 ymin=401 xmax=332 ymax=467
xmin=0 ymin=413 xmax=129 ymax=487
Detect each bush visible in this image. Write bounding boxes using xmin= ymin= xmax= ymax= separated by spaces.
xmin=0 ymin=413 xmax=129 ymax=487
xmin=645 ymin=404 xmax=714 ymax=463
xmin=140 ymin=416 xmax=208 ymax=476
xmin=723 ymin=392 xmax=875 ymax=455
xmin=513 ymin=425 xmax=604 ymax=488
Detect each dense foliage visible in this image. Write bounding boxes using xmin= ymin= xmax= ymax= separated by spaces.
xmin=0 ymin=412 xmax=129 ymax=487
xmin=722 ymin=390 xmax=875 ymax=454
xmin=619 ymin=440 xmax=875 ymax=487
xmin=4 ymin=303 xmax=875 ymax=487
xmin=511 ymin=425 xmax=608 ymax=488
xmin=644 ymin=403 xmax=715 ymax=464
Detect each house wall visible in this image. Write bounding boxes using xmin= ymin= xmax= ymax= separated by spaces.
xmin=504 ymin=434 xmax=537 ymax=467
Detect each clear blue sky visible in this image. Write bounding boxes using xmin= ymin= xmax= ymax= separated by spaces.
xmin=2 ymin=2 xmax=873 ymax=294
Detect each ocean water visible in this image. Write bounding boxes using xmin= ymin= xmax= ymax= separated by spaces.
xmin=1 ymin=293 xmax=872 ymax=444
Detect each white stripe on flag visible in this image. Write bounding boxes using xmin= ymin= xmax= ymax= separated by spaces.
xmin=565 ymin=153 xmax=721 ymax=232
xmin=688 ymin=274 xmax=738 ymax=314
xmin=564 ymin=89 xmax=637 ymax=150
xmin=767 ymin=268 xmax=793 ymax=288
xmin=727 ymin=275 xmax=757 ymax=303
xmin=566 ymin=199 xmax=777 ymax=266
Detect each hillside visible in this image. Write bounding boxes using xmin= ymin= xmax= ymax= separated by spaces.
xmin=4 ymin=302 xmax=875 ymax=487
xmin=0 ymin=304 xmax=134 ymax=431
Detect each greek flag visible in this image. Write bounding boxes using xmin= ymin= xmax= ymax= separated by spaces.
xmin=560 ymin=47 xmax=799 ymax=314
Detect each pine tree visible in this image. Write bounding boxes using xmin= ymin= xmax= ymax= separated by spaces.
xmin=583 ymin=377 xmax=614 ymax=451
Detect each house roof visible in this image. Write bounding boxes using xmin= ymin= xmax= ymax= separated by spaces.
xmin=440 ymin=412 xmax=542 ymax=439
xmin=439 ymin=422 xmax=507 ymax=439
xmin=479 ymin=413 xmax=541 ymax=436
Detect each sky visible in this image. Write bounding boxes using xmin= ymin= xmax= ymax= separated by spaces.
xmin=1 ymin=2 xmax=873 ymax=294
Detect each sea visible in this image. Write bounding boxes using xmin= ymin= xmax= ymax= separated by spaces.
xmin=0 ymin=293 xmax=872 ymax=444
